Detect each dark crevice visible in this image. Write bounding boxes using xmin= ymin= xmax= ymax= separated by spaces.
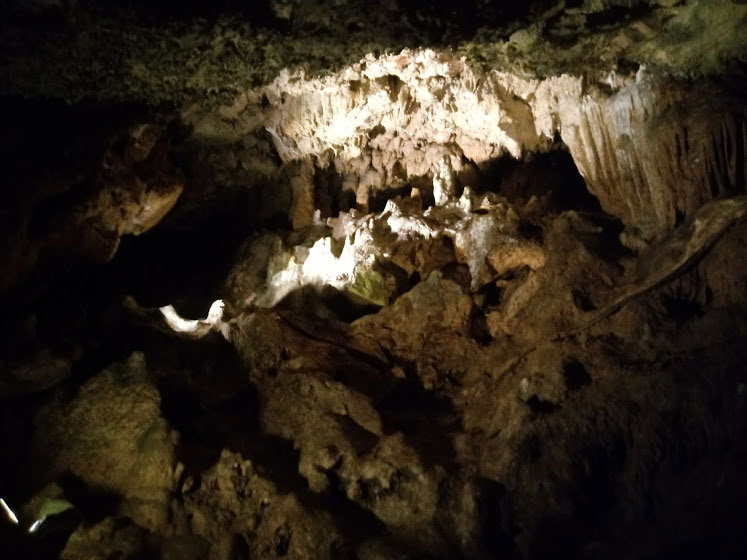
xmin=585 ymin=5 xmax=653 ymax=29
xmin=465 ymin=144 xmax=607 ymax=219
xmin=368 ymin=184 xmax=413 ymax=213
xmin=572 ymin=288 xmax=596 ymax=312
xmin=56 ymin=474 xmax=120 ymax=524
xmin=332 ymin=413 xmax=380 ymax=456
xmin=525 ymin=395 xmax=561 ymax=414
xmin=468 ymin=305 xmax=493 ymax=346
xmin=375 ymin=364 xmax=460 ymax=469
xmin=562 ymin=359 xmax=592 ymax=391
xmin=313 ymin=161 xmax=349 ymax=220
xmin=478 ymin=281 xmax=503 ymax=308
xmin=574 ymin=212 xmax=632 ymax=263
xmin=663 ymin=295 xmax=703 ymax=325
xmin=440 ymin=262 xmax=473 ymax=291
xmin=477 ymin=478 xmax=521 ymax=559
xmin=319 ymin=469 xmax=387 ymax=553
xmin=518 ymin=219 xmax=545 ymax=245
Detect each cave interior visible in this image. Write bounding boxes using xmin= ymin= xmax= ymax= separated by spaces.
xmin=1 ymin=1 xmax=747 ymax=559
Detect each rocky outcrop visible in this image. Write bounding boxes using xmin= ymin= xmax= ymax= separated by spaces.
xmin=0 ymin=122 xmax=183 ymax=293
xmin=560 ymin=74 xmax=747 ymax=243
xmin=180 ymin=449 xmax=343 ymax=559
xmin=223 ymin=188 xmax=545 ymax=311
xmin=187 ymin=47 xmax=745 ymax=243
xmin=31 ymin=352 xmax=179 ymax=532
xmin=9 ymin=175 xmax=747 ymax=560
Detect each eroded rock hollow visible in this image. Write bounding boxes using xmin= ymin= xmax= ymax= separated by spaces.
xmin=1 ymin=1 xmax=747 ymax=559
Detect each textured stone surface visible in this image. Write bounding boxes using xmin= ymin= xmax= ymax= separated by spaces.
xmin=224 ymin=190 xmax=545 ymax=312
xmin=2 ymin=1 xmax=745 ymax=104
xmin=9 ymin=178 xmax=747 ymax=559
xmin=180 ymin=449 xmax=343 ymax=560
xmin=1 ymin=1 xmax=745 ymax=298
xmin=2 ymin=1 xmax=747 ymax=559
xmin=60 ymin=517 xmax=152 ymax=560
xmin=0 ymin=121 xmax=183 ymax=292
xmin=31 ymin=352 xmax=178 ymax=532
xmin=185 ymin=48 xmax=744 ymax=242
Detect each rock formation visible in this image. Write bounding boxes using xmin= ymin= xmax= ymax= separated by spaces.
xmin=1 ymin=1 xmax=746 ymax=559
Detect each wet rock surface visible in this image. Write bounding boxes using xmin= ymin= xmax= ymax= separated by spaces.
xmin=1 ymin=1 xmax=747 ymax=559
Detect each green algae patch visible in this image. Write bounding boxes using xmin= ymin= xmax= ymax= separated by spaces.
xmin=345 ymin=268 xmax=389 ymax=307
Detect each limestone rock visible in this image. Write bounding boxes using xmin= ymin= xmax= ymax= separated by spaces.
xmin=184 ymin=46 xmax=743 ymax=243
xmin=2 ymin=2 xmax=747 ymax=558
xmin=254 ymin=357 xmax=446 ymax=551
xmin=60 ymin=517 xmax=151 ymax=560
xmin=353 ymin=271 xmax=472 ymax=362
xmin=31 ymin=352 xmax=178 ymax=532
xmin=225 ymin=193 xmax=544 ymax=313
xmin=0 ymin=123 xmax=183 ymax=291
xmin=181 ymin=449 xmax=343 ymax=560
